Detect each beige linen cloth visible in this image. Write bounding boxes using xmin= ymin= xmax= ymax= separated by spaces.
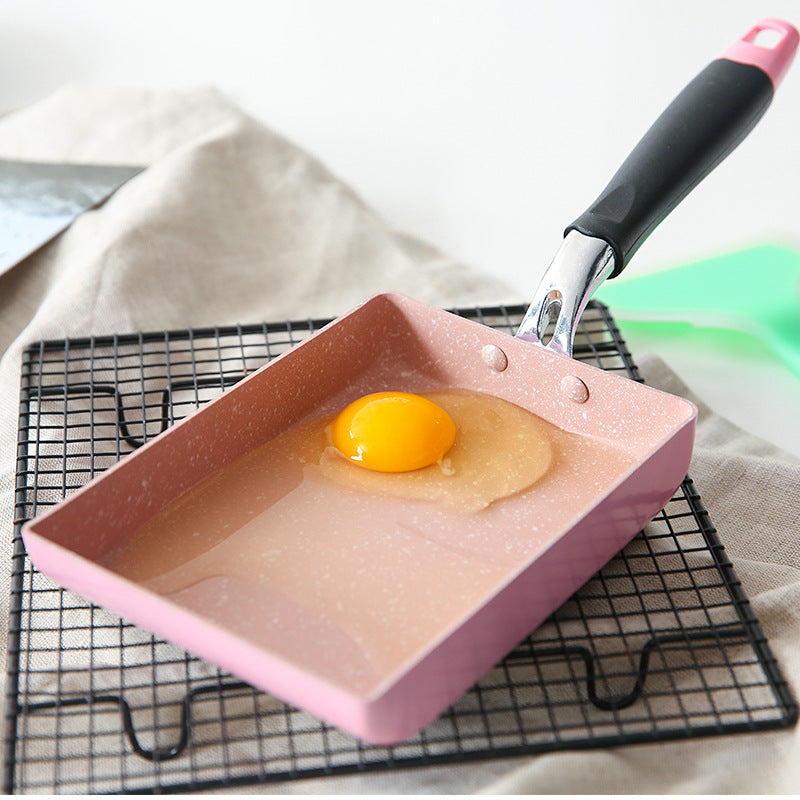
xmin=0 ymin=87 xmax=798 ymax=794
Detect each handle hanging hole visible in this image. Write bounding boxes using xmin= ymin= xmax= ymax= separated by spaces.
xmin=747 ymin=26 xmax=783 ymax=49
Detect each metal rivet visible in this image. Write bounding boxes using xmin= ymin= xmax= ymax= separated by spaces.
xmin=561 ymin=375 xmax=589 ymax=404
xmin=481 ymin=344 xmax=508 ymax=372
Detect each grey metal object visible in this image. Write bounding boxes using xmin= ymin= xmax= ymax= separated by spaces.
xmin=516 ymin=230 xmax=616 ymax=356
xmin=0 ymin=159 xmax=143 ymax=275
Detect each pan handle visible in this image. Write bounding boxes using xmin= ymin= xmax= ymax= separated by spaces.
xmin=565 ymin=17 xmax=798 ymax=279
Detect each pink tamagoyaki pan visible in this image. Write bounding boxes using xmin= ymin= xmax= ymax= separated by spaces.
xmin=21 ymin=293 xmax=697 ymax=744
xmin=20 ymin=18 xmax=798 ymax=744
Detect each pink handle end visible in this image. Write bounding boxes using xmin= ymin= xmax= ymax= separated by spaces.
xmin=721 ymin=17 xmax=799 ymax=88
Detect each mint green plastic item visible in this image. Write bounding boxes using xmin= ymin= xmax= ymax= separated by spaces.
xmin=596 ymin=243 xmax=800 ymax=379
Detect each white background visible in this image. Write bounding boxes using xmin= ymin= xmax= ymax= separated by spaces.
xmin=2 ymin=0 xmax=799 ymax=455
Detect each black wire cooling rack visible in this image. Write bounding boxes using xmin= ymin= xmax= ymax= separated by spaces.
xmin=5 ymin=302 xmax=796 ymax=794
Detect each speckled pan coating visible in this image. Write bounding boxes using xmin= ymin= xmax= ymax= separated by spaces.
xmin=22 ymin=293 xmax=697 ymax=744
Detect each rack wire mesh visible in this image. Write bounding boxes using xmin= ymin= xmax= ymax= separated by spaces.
xmin=5 ymin=301 xmax=796 ymax=794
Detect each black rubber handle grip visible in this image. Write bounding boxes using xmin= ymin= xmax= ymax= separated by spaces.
xmin=565 ymin=58 xmax=774 ymax=278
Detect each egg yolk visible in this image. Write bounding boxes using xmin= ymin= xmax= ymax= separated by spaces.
xmin=330 ymin=391 xmax=456 ymax=473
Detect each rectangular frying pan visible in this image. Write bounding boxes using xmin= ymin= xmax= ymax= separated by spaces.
xmin=21 ymin=19 xmax=798 ymax=745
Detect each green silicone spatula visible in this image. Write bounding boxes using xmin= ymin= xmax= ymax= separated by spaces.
xmin=596 ymin=243 xmax=800 ymax=379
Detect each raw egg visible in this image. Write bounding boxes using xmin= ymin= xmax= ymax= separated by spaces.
xmin=330 ymin=391 xmax=456 ymax=473
xmin=319 ymin=389 xmax=554 ymax=512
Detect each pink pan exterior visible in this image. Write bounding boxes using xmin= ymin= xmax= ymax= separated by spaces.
xmin=21 ymin=293 xmax=696 ymax=745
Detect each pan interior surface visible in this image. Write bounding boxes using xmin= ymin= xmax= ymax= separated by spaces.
xmin=104 ymin=385 xmax=637 ymax=698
